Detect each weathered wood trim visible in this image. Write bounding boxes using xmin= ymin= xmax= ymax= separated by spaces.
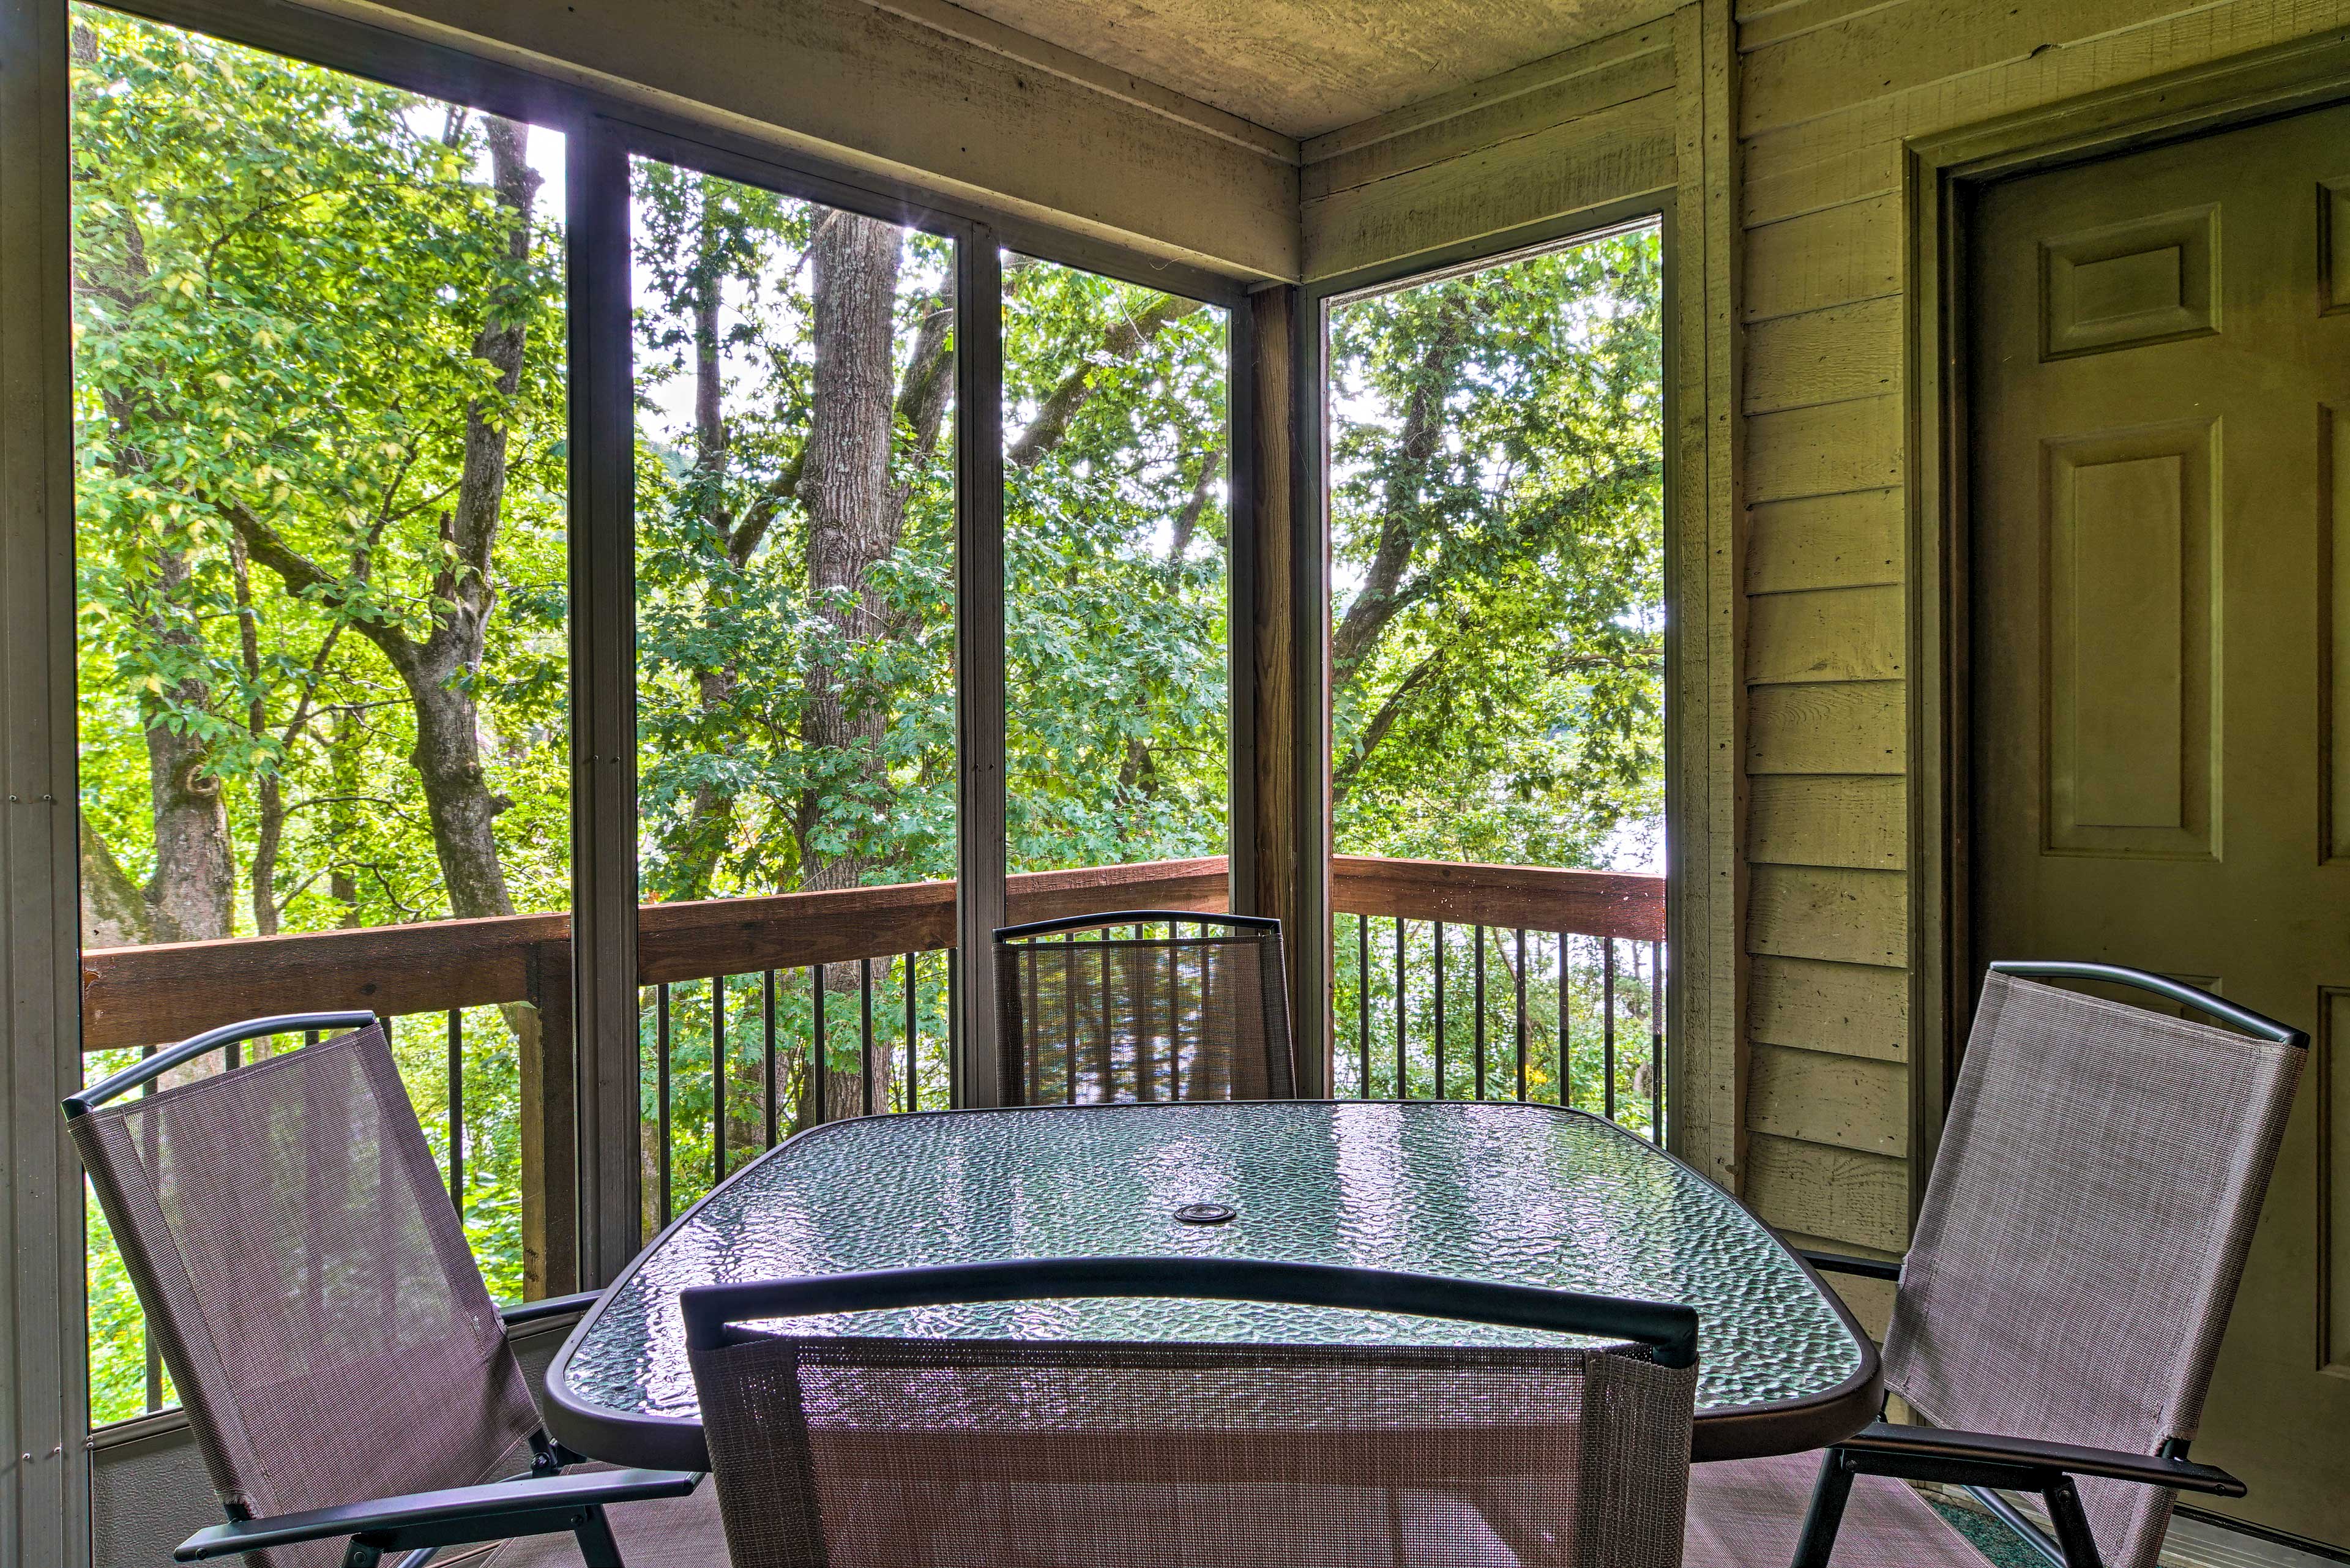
xmin=113 ymin=0 xmax=1299 ymax=282
xmin=1 ymin=0 xmax=91 ymax=1556
xmin=1743 ymin=298 xmax=1900 ymax=414
xmin=1744 ymin=195 xmax=1902 ymax=323
xmin=1668 ymin=0 xmax=1745 ymax=1190
xmin=860 ymin=0 xmax=1299 ymax=163
xmin=1301 ymin=89 xmax=1677 ymax=280
xmin=1300 ymin=20 xmax=1677 ymax=166
xmin=1330 ymin=856 xmax=1667 ymax=941
xmin=1746 ymin=586 xmax=1905 ymax=685
xmin=1302 ymin=40 xmax=1676 ymax=203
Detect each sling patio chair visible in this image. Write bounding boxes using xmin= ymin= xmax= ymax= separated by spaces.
xmin=66 ymin=1012 xmax=725 ymax=1568
xmin=682 ymin=1255 xmax=1701 ymax=1568
xmin=1682 ymin=960 xmax=2307 ymax=1568
xmin=994 ymin=910 xmax=1295 ymax=1104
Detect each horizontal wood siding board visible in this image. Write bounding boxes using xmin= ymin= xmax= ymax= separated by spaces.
xmin=1750 ymin=1040 xmax=1909 ymax=1154
xmin=1746 ymin=1130 xmax=1912 ymax=1252
xmin=1749 ymin=953 xmax=1909 ymax=1061
xmin=1736 ymin=0 xmax=1911 ymax=54
xmin=1300 ymin=89 xmax=1677 ymax=280
xmin=1747 ymin=488 xmax=1903 ymax=594
xmin=1748 ymin=775 xmax=1906 ymax=868
xmin=1300 ymin=21 xmax=1675 ymax=164
xmin=1740 ymin=0 xmax=2204 ymax=135
xmin=1744 ymin=195 xmax=1901 ymax=322
xmin=1747 ymin=681 xmax=1906 ymax=774
xmin=1748 ymin=864 xmax=1907 ymax=966
xmin=1747 ymin=585 xmax=1905 ymax=684
xmin=1747 ymin=397 xmax=1903 ymax=502
xmin=1744 ymin=135 xmax=1903 ymax=226
xmin=1331 ymin=855 xmax=1666 ymax=941
xmin=1303 ymin=45 xmax=1675 ymax=201
xmin=1743 ymin=297 xmax=1901 ymax=414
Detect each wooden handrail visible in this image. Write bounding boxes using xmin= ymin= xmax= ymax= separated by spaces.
xmin=77 ymin=854 xmax=1660 ymax=1051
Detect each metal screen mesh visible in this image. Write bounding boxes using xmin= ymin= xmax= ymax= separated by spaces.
xmin=70 ymin=1025 xmax=541 ymax=1568
xmin=692 ymin=1333 xmax=1696 ymax=1568
xmin=996 ymin=924 xmax=1294 ymax=1104
xmin=1883 ymin=973 xmax=2304 ymax=1568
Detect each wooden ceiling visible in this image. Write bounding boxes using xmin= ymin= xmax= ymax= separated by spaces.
xmin=916 ymin=0 xmax=1678 ymax=141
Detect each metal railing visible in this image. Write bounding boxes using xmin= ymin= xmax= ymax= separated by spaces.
xmin=78 ymin=851 xmax=1662 ymax=1419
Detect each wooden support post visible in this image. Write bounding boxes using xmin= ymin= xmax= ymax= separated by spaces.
xmin=519 ymin=938 xmax=579 ymax=1299
xmin=1244 ymin=283 xmax=1328 ymax=1093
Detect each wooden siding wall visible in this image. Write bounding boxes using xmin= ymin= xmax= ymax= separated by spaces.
xmin=1734 ymin=0 xmax=2350 ymax=1318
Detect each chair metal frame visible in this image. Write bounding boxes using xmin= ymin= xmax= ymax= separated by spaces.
xmin=67 ymin=1012 xmax=702 ymax=1568
xmin=993 ymin=908 xmax=1295 ymax=1103
xmin=1781 ymin=961 xmax=2307 ymax=1568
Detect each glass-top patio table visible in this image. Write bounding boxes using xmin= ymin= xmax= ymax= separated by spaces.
xmin=545 ymin=1100 xmax=1881 ymax=1470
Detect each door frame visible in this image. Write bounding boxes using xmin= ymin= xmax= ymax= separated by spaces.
xmin=1904 ymin=28 xmax=2350 ymax=1208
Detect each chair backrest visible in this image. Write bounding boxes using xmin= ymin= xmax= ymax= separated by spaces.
xmin=69 ymin=1020 xmax=542 ymax=1568
xmin=1882 ymin=965 xmax=2306 ymax=1568
xmin=684 ymin=1257 xmax=1699 ymax=1568
xmin=994 ymin=911 xmax=1294 ymax=1105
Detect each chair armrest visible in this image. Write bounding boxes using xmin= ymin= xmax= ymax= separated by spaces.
xmin=501 ymin=1290 xmax=603 ymax=1326
xmin=175 ymin=1468 xmax=699 ymax=1560
xmin=1796 ymin=1247 xmax=1903 ymax=1282
xmin=1840 ymin=1421 xmax=2245 ymax=1496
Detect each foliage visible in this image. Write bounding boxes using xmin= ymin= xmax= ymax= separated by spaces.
xmin=68 ymin=10 xmax=1663 ymax=1427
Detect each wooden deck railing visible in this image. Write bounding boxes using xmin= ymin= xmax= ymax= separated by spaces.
xmin=79 ymin=850 xmax=1662 ymax=1310
xmin=80 ymin=851 xmax=1662 ymax=1417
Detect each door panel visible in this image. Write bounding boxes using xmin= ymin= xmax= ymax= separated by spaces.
xmin=1971 ymin=100 xmax=2350 ymax=1547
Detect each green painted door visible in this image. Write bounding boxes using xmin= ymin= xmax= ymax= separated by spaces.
xmin=1971 ymin=100 xmax=2350 ymax=1547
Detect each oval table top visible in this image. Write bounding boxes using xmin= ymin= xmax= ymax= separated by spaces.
xmin=546 ymin=1100 xmax=1881 ymax=1470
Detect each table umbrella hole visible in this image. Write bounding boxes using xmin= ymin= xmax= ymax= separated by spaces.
xmin=1173 ymin=1203 xmax=1236 ymax=1225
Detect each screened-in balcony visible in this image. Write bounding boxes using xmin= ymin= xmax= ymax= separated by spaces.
xmin=8 ymin=1 xmax=2346 ymax=1566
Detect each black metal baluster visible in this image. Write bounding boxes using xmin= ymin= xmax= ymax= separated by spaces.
xmin=447 ymin=1009 xmax=464 ymax=1215
xmin=1558 ymin=933 xmax=1572 ymax=1110
xmin=657 ymin=985 xmax=673 ymax=1227
xmin=763 ymin=968 xmax=778 ymax=1148
xmin=1649 ymin=939 xmax=1665 ymax=1143
xmin=812 ymin=967 xmax=828 ymax=1126
xmin=1602 ymin=939 xmax=1617 ymax=1126
xmin=1063 ymin=932 xmax=1077 ymax=1105
xmin=1098 ymin=927 xmax=1113 ymax=1101
xmin=1515 ymin=928 xmax=1528 ymax=1102
xmin=947 ymin=947 xmax=960 ymax=1107
xmin=903 ymin=953 xmax=917 ymax=1113
xmin=1394 ymin=917 xmax=1407 ymax=1099
xmin=859 ymin=958 xmax=875 ymax=1118
xmin=1357 ymin=913 xmax=1370 ymax=1097
xmin=1472 ymin=924 xmax=1486 ymax=1102
xmin=712 ymin=976 xmax=726 ymax=1184
xmin=1166 ymin=920 xmax=1180 ymax=1101
xmin=1433 ymin=922 xmax=1447 ymax=1100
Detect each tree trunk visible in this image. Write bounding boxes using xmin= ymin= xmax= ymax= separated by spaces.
xmin=79 ymin=814 xmax=155 ymax=949
xmin=794 ymin=209 xmax=905 ymax=1118
xmin=141 ymin=548 xmax=234 ymax=943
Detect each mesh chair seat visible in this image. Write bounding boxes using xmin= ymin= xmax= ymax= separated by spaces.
xmin=995 ymin=911 xmax=1296 ymax=1103
xmin=684 ymin=1259 xmax=1699 ymax=1568
xmin=69 ymin=1018 xmax=703 ymax=1567
xmin=1683 ymin=965 xmax=2305 ymax=1568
